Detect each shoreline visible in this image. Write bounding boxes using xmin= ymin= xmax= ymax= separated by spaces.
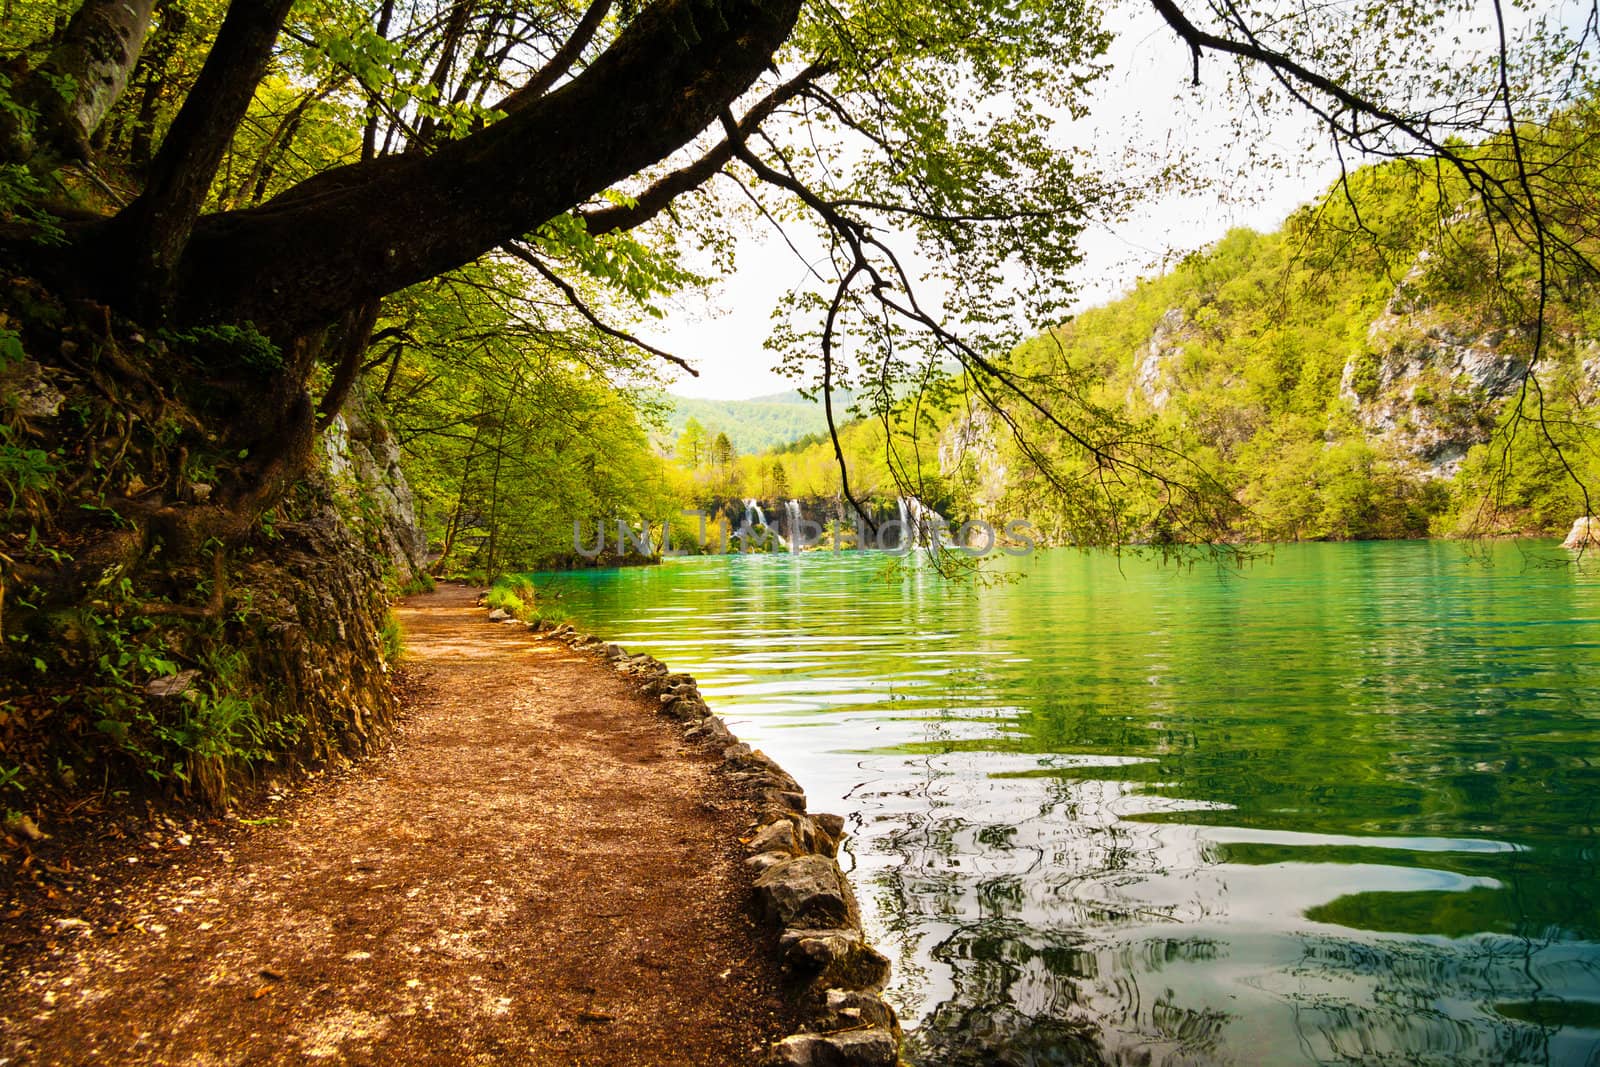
xmin=512 ymin=610 xmax=904 ymax=1066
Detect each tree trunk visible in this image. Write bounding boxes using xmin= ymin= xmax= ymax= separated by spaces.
xmin=105 ymin=0 xmax=295 ymax=314
xmin=126 ymin=0 xmax=188 ymax=169
xmin=0 ymin=0 xmax=157 ymax=163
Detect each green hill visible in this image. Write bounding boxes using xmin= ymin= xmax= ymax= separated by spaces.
xmin=656 ymin=392 xmax=835 ymax=453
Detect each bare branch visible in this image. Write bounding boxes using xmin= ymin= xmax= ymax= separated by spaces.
xmin=501 ymin=241 xmax=698 ymax=376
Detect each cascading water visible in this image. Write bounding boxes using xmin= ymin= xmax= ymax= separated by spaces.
xmin=897 ymin=495 xmax=949 ymax=547
xmin=785 ymin=499 xmax=803 ymax=551
xmin=737 ymin=498 xmax=771 ymax=549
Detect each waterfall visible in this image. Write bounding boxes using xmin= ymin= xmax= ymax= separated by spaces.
xmin=736 ymin=498 xmax=772 ymax=550
xmin=785 ymin=499 xmax=803 ymax=551
xmin=897 ymin=495 xmax=949 ymax=547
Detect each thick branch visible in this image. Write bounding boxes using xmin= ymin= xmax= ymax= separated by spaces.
xmin=117 ymin=0 xmax=803 ymax=336
xmin=495 ymin=0 xmax=615 ymax=113
xmin=582 ymin=62 xmax=828 ymax=236
xmin=109 ymin=0 xmax=295 ymax=310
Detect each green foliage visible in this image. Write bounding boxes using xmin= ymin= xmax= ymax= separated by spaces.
xmin=0 ymin=163 xmax=64 ymax=245
xmin=0 ymin=327 xmax=25 ymax=367
xmin=373 ymin=258 xmax=683 ymax=573
xmin=161 ymin=323 xmax=283 ymax=375
xmin=85 ymin=624 xmax=300 ymax=807
xmin=379 ymin=611 xmax=404 ymax=662
xmin=397 ymin=573 xmax=435 ymax=596
xmin=486 ymin=575 xmax=539 ymax=621
xmin=0 ymin=427 xmax=55 ymax=517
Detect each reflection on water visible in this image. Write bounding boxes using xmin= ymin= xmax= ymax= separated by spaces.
xmin=529 ymin=542 xmax=1600 ymax=1065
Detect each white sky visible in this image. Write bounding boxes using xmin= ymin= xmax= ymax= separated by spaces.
xmin=640 ymin=4 xmax=1347 ymax=401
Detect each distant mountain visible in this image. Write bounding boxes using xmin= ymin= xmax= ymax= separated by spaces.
xmin=656 ymin=390 xmax=847 ymax=453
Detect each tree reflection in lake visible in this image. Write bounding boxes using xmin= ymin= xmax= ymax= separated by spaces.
xmin=858 ymin=748 xmax=1600 ymax=1066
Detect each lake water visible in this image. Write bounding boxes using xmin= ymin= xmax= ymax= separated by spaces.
xmin=528 ymin=541 xmax=1600 ymax=1066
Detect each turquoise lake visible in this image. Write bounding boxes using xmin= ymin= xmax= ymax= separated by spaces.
xmin=528 ymin=541 xmax=1600 ymax=1065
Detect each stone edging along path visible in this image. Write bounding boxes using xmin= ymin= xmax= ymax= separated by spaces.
xmin=492 ymin=606 xmax=904 ymax=1067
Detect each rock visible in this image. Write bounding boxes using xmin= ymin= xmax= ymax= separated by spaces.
xmin=748 ymin=819 xmax=801 ymax=856
xmin=487 ymin=608 xmax=510 ymax=622
xmin=769 ymin=790 xmax=808 ymax=812
xmin=1129 ymin=307 xmax=1185 ymax=412
xmin=147 ymin=669 xmax=200 ymax=698
xmin=813 ymin=988 xmax=900 ymax=1034
xmin=12 ymin=361 xmax=65 ymax=420
xmin=768 ymin=1029 xmax=898 ymax=1067
xmin=782 ymin=930 xmax=891 ymax=992
xmin=320 ymin=382 xmax=429 ymax=585
xmin=754 ymin=855 xmax=859 ymax=930
xmin=808 ymin=813 xmax=845 ymax=857
xmin=745 ymin=850 xmax=793 ymax=873
xmin=684 ymin=717 xmax=735 ymax=746
xmin=726 ymin=751 xmax=803 ymax=793
xmin=604 ymin=643 xmax=625 ymax=660
xmin=723 ymin=742 xmax=753 ymax=763
xmin=1563 ymin=516 xmax=1598 ymax=549
xmin=812 ymin=813 xmax=845 ymax=838
xmin=660 ymin=698 xmax=709 ymax=722
xmin=807 ymin=823 xmax=840 ymax=859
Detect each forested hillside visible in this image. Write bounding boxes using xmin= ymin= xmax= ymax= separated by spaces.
xmin=657 ymin=392 xmax=832 ymax=454
xmin=770 ymin=112 xmax=1599 ymax=543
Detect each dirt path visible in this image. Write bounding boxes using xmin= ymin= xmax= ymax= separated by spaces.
xmin=0 ymin=584 xmax=795 ymax=1065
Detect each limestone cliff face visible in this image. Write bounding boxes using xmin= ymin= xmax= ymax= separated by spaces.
xmin=1339 ymin=287 xmax=1527 ymax=477
xmin=1129 ymin=307 xmax=1187 ymax=412
xmin=937 ymin=406 xmax=1008 ymax=512
xmin=1332 ymin=250 xmax=1600 ymax=479
xmin=322 ymin=382 xmax=429 ymax=587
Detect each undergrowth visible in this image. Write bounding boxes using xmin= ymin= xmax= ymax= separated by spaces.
xmin=485 ymin=574 xmax=566 ymax=625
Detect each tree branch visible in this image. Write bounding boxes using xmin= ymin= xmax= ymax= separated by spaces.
xmin=129 ymin=0 xmax=805 ymax=337
xmin=107 ymin=0 xmax=296 ymax=312
xmin=501 ymin=242 xmax=698 ymax=376
xmin=494 ymin=0 xmax=615 ymax=113
xmin=581 ymin=62 xmax=828 ymax=236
